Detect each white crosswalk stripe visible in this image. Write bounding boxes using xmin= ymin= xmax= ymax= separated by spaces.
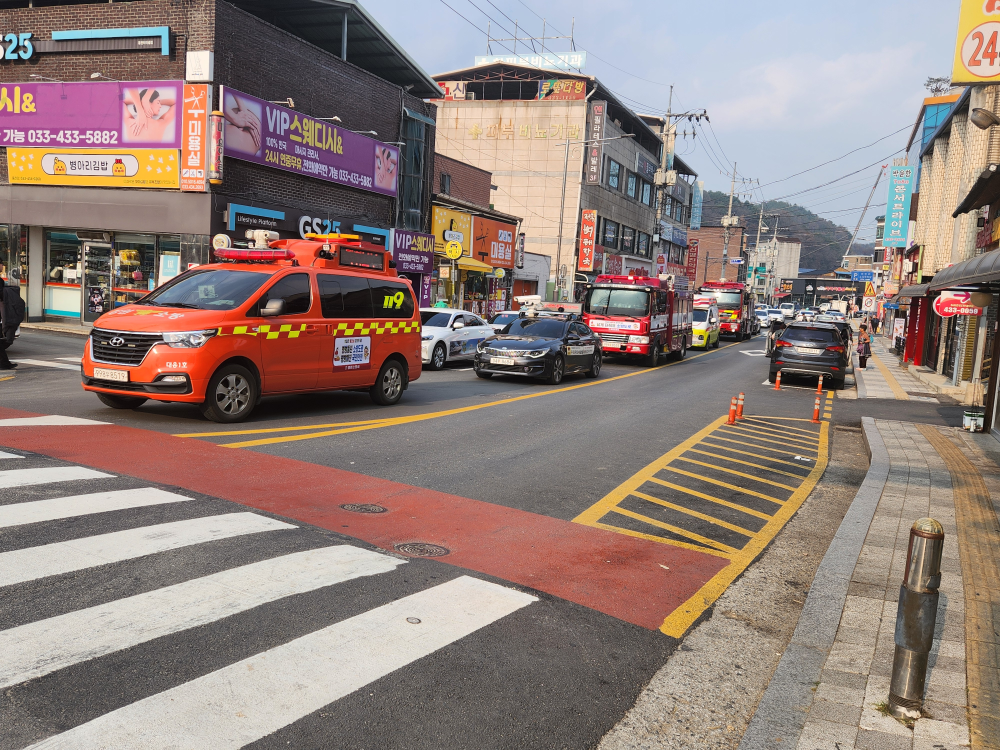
xmin=0 ymin=487 xmax=191 ymax=529
xmin=12 ymin=359 xmax=83 ymax=371
xmin=25 ymin=576 xmax=536 ymax=750
xmin=0 ymin=512 xmax=296 ymax=586
xmin=0 ymin=466 xmax=113 ymax=489
xmin=1 ymin=545 xmax=405 ymax=688
xmin=0 ymin=416 xmax=108 ymax=426
xmin=0 ymin=450 xmax=22 ymax=459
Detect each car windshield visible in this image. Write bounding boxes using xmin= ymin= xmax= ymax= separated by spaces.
xmin=504 ymin=318 xmax=567 ymax=338
xmin=769 ymin=309 xmax=782 ymax=314
xmin=708 ymin=292 xmax=743 ymax=307
xmin=693 ymin=309 xmax=709 ymax=323
xmin=490 ymin=312 xmax=519 ymax=325
xmin=420 ymin=311 xmax=453 ymax=327
xmin=138 ymin=269 xmax=270 ymax=310
xmin=781 ymin=326 xmax=840 ymax=344
xmin=585 ymin=288 xmax=650 ymax=317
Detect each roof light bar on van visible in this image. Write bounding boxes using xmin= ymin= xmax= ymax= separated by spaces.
xmin=303 ymin=233 xmax=361 ymax=241
xmin=214 ymin=248 xmax=295 ymax=262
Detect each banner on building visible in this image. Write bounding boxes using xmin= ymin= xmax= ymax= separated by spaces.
xmin=431 ymin=206 xmax=472 ymax=256
xmin=0 ymin=80 xmax=183 ymax=149
xmin=6 ymin=147 xmax=179 ymax=187
xmin=537 ymin=80 xmax=586 ymax=101
xmin=180 ymin=84 xmax=210 ymax=192
xmin=952 ymin=0 xmax=1000 ymax=84
xmin=474 ymin=52 xmax=587 ymax=71
xmin=685 ymin=239 xmax=700 ymax=283
xmin=220 ymin=86 xmax=399 ymax=197
xmin=585 ymin=101 xmax=606 ymax=185
xmin=473 ymin=217 xmax=516 ymax=268
xmin=391 ymin=230 xmax=434 ymax=274
xmin=690 ymin=181 xmax=704 ymax=230
xmin=883 ymin=166 xmax=914 ymax=247
xmin=605 ymin=253 xmax=623 ymax=275
xmin=577 ymin=209 xmax=597 ymax=271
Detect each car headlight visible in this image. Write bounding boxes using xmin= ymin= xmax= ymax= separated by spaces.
xmin=421 ymin=334 xmax=434 ymax=341
xmin=628 ymin=335 xmax=650 ymax=344
xmin=526 ymin=349 xmax=548 ymax=358
xmin=162 ymin=329 xmax=217 ymax=348
xmin=477 ymin=341 xmax=487 ymax=352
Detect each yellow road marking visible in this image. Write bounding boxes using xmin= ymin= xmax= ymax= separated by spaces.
xmin=700 ymin=435 xmax=815 ymax=459
xmin=686 ymin=449 xmax=811 ymax=479
xmin=646 ymin=478 xmax=773 ymax=520
xmin=870 ymin=351 xmax=909 ymax=400
xmin=718 ymin=427 xmax=820 ymax=453
xmin=660 ymin=421 xmax=830 ymax=637
xmin=0 ymin=375 xmax=14 ymax=382
xmin=725 ymin=421 xmax=820 ymax=445
xmin=181 ymin=340 xmax=745 ymax=448
xmin=588 ymin=520 xmax=732 ymax=559
xmin=661 ymin=466 xmax=787 ymax=504
xmin=174 ymin=418 xmax=394 ymax=438
xmin=673 ymin=456 xmax=797 ymax=491
xmin=609 ymin=507 xmax=738 ymax=554
xmin=632 ymin=490 xmax=755 ymax=536
xmin=741 ymin=417 xmax=821 ymax=436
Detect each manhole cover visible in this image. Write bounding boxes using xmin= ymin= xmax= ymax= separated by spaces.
xmin=394 ymin=542 xmax=450 ymax=557
xmin=339 ymin=503 xmax=387 ymax=514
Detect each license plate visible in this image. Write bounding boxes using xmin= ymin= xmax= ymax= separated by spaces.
xmin=796 ymin=346 xmax=820 ymax=355
xmin=491 ymin=356 xmax=516 ymax=366
xmin=93 ymin=367 xmax=129 ymax=382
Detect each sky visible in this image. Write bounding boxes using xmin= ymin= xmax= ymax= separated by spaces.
xmin=363 ymin=0 xmax=959 ymax=244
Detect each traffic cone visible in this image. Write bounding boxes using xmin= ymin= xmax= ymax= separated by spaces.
xmin=736 ymin=392 xmax=746 ymax=420
xmin=727 ymin=396 xmax=738 ymax=425
xmin=816 ymin=374 xmax=824 ymax=394
xmin=774 ymin=371 xmax=782 ymax=390
xmin=812 ymin=395 xmax=821 ymax=424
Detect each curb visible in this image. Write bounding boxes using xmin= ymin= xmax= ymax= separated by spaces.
xmin=18 ymin=323 xmax=91 ymax=338
xmin=737 ymin=416 xmax=889 ymax=750
xmin=854 ymin=353 xmax=868 ymax=399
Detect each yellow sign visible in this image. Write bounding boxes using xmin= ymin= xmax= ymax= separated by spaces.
xmin=431 ymin=206 xmax=472 ymax=256
xmin=6 ymin=148 xmax=180 ymax=188
xmin=445 ymin=240 xmax=463 ymax=259
xmin=952 ymin=0 xmax=1000 ymax=84
xmin=864 ymin=281 xmax=876 ymax=297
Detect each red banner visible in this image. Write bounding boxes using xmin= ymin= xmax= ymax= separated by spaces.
xmin=685 ymin=239 xmax=700 ymax=283
xmin=180 ymin=84 xmax=210 ymax=192
xmin=473 ymin=216 xmax=516 ymax=269
xmin=605 ymin=253 xmax=623 ymax=275
xmin=578 ymin=209 xmax=597 ymax=271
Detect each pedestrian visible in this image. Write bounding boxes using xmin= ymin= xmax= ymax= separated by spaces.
xmin=0 ymin=277 xmax=26 ymax=370
xmin=857 ymin=323 xmax=872 ymax=370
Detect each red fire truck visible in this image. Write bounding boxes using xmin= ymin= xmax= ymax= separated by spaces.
xmin=698 ymin=281 xmax=754 ymax=340
xmin=582 ymin=274 xmax=692 ymax=366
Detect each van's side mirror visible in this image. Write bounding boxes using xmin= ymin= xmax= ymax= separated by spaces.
xmin=261 ymin=298 xmax=285 ymax=317
xmin=711 ymin=318 xmax=718 ymax=324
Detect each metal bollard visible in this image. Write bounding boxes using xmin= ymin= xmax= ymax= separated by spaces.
xmin=888 ymin=518 xmax=945 ymax=720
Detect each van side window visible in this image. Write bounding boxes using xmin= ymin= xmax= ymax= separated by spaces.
xmin=257 ymin=273 xmax=310 ymax=315
xmin=337 ymin=275 xmax=374 ymax=318
xmin=370 ymin=279 xmax=415 ymax=319
xmin=318 ymin=276 xmax=343 ymax=318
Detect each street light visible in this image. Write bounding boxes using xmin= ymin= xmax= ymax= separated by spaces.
xmin=554 ymin=133 xmax=635 ymax=302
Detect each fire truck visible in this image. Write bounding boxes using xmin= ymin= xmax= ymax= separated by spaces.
xmin=698 ymin=281 xmax=754 ymax=340
xmin=582 ymin=274 xmax=692 ymax=366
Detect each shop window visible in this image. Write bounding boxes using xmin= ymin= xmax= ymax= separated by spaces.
xmin=46 ymin=231 xmax=83 ymax=287
xmin=258 ymin=273 xmax=311 ymax=315
xmin=621 ymin=227 xmax=635 ymax=255
xmin=607 ymin=159 xmax=621 ymax=190
xmin=0 ymin=225 xmax=25 ymax=286
xmin=113 ymin=233 xmax=155 ymax=307
xmin=400 ymin=116 xmax=427 ymax=231
xmin=370 ymin=279 xmax=415 ymax=319
xmin=641 ymin=181 xmax=652 ymax=206
xmin=603 ymin=220 xmax=619 ymax=249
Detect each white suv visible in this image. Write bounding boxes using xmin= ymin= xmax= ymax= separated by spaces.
xmin=779 ymin=303 xmax=796 ymax=319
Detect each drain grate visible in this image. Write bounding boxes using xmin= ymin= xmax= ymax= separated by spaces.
xmin=394 ymin=542 xmax=450 ymax=557
xmin=339 ymin=503 xmax=388 ymax=514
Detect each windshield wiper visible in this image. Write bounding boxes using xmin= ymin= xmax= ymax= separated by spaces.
xmin=154 ymin=302 xmax=199 ymax=309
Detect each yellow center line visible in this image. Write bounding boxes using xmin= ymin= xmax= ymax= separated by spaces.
xmin=0 ymin=375 xmax=14 ymax=382
xmin=740 ymin=417 xmax=822 ymax=437
xmin=645 ymin=477 xmax=774 ymax=520
xmin=174 ymin=418 xmax=395 ymax=438
xmin=725 ymin=421 xmax=820 ymax=445
xmin=718 ymin=427 xmax=820 ymax=453
xmin=608 ymin=506 xmax=738 ymax=554
xmin=632 ymin=489 xmax=755 ymax=536
xmin=686 ymin=448 xmax=811 ymax=479
xmin=658 ymin=465 xmax=788 ymax=504
xmin=699 ymin=435 xmax=816 ymax=460
xmin=672 ymin=456 xmax=797 ymax=491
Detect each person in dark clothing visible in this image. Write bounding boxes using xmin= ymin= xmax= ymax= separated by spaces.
xmin=857 ymin=324 xmax=872 ymax=370
xmin=0 ymin=277 xmax=25 ymax=370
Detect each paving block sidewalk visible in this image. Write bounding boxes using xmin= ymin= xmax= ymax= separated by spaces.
xmin=855 ymin=339 xmax=940 ymax=402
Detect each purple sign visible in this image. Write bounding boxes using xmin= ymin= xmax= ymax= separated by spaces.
xmin=392 ymin=230 xmax=434 ymax=274
xmin=420 ymin=274 xmax=433 ymax=307
xmin=0 ymin=81 xmax=183 ymax=148
xmin=220 ymin=87 xmax=399 ymax=197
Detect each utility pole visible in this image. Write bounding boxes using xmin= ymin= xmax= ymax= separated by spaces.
xmin=844 ymin=166 xmax=886 ymax=259
xmin=655 ymin=85 xmax=673 ymax=230
xmin=752 ymin=201 xmax=766 ymax=302
xmin=720 ymin=163 xmax=737 ymax=282
xmin=768 ymin=217 xmax=780 ymax=304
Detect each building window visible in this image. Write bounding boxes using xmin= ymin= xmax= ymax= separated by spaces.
xmin=621 ymin=226 xmax=635 ymax=254
xmin=439 ymin=173 xmax=451 ymax=195
xmin=641 ymin=181 xmax=652 ymax=206
xmin=626 ymin=171 xmax=637 ymax=199
xmin=603 ymin=219 xmax=619 ymax=249
xmin=674 ymin=201 xmax=683 ymax=222
xmin=637 ymin=232 xmax=649 ymax=258
xmin=607 ymin=159 xmax=621 ymax=190
xmin=400 ymin=115 xmax=427 ymax=231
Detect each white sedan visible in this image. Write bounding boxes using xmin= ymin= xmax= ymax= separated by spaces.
xmin=420 ymin=308 xmax=495 ymax=370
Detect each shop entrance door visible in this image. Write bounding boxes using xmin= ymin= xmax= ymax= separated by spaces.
xmin=82 ymin=243 xmax=113 ymax=323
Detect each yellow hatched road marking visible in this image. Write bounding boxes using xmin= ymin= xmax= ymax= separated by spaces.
xmin=719 ymin=427 xmax=820 ymax=453
xmin=609 ymin=507 xmax=738 ymax=554
xmin=672 ymin=456 xmax=797 ymax=491
xmin=700 ymin=435 xmax=815 ymax=460
xmin=661 ymin=466 xmax=787 ymax=504
xmin=686 ymin=448 xmax=810 ymax=479
xmin=632 ymin=490 xmax=755 ymax=536
xmin=741 ymin=417 xmax=822 ymax=436
xmin=588 ymin=520 xmax=733 ymax=559
xmin=646 ymin=477 xmax=773 ymax=520
xmin=726 ymin=421 xmax=820 ymax=445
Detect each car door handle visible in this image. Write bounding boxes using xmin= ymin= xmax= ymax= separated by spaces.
xmin=304 ymin=325 xmax=318 ymax=335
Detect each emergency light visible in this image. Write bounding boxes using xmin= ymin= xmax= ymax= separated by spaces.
xmin=214 ymin=248 xmax=295 ymax=262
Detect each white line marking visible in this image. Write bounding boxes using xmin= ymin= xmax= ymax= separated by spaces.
xmin=0 ymin=466 xmax=113 ymax=490
xmin=0 ymin=451 xmax=22 ymax=459
xmin=25 ymin=576 xmax=535 ymax=749
xmin=56 ymin=358 xmax=83 ymax=363
xmin=0 ymin=416 xmax=109 ymax=427
xmin=0 ymin=487 xmax=191 ymax=529
xmin=0 ymin=545 xmax=404 ymax=689
xmin=0 ymin=512 xmax=296 ymax=587
xmin=11 ymin=359 xmax=82 ymax=371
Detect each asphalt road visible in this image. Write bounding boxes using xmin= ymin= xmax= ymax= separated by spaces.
xmin=0 ymin=327 xmax=967 ymax=749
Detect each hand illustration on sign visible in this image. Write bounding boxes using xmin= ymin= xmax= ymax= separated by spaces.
xmin=122 ymin=87 xmax=177 ymax=144
xmin=223 ymin=92 xmax=262 ymax=154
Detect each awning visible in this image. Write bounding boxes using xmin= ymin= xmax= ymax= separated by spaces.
xmin=772 ymin=293 xmax=790 ymax=299
xmin=456 ymin=256 xmax=494 ymax=272
xmin=897 ymin=283 xmax=930 ymax=299
xmin=953 ymin=164 xmax=1000 ymax=217
xmin=928 ymin=248 xmax=1000 ymax=290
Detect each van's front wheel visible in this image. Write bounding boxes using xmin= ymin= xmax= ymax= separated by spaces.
xmin=370 ymin=359 xmax=405 ymax=405
xmin=201 ymin=364 xmax=258 ymax=423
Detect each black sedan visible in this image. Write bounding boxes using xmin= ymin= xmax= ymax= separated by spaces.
xmin=769 ymin=322 xmax=849 ymax=389
xmin=474 ymin=316 xmax=601 ymax=385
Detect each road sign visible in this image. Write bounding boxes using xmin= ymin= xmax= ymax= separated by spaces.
xmin=729 ymin=258 xmax=744 ymax=265
xmin=444 ymin=241 xmax=463 ymax=260
xmin=862 ymin=296 xmax=877 ymax=312
xmin=864 ymin=281 xmax=876 ymax=297
xmin=884 ymin=302 xmax=900 ymax=310
xmin=852 ymin=271 xmax=874 ymax=282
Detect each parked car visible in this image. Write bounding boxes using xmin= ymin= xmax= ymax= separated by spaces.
xmin=815 ymin=315 xmax=854 ymax=345
xmin=474 ymin=315 xmax=601 ymax=384
xmin=769 ymin=322 xmax=849 ymax=389
xmin=488 ymin=310 xmax=520 ymax=333
xmin=419 ymin=308 xmax=494 ymax=370
xmin=765 ymin=319 xmax=787 ymax=355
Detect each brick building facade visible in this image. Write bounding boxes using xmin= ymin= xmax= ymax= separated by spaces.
xmin=432 ymin=152 xmax=492 ymax=208
xmin=688 ymin=226 xmax=748 ymax=288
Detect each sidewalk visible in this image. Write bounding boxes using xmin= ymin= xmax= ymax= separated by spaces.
xmin=739 ymin=419 xmax=1000 ymax=750
xmin=855 ymin=337 xmax=940 ymax=403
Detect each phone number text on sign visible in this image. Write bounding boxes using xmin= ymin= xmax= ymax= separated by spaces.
xmin=332 ymin=336 xmax=371 ymax=371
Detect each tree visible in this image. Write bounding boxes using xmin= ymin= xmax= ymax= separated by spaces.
xmin=924 ymin=76 xmax=951 ymax=96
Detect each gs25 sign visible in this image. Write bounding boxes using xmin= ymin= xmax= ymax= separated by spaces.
xmin=1 ymin=33 xmax=34 ymax=61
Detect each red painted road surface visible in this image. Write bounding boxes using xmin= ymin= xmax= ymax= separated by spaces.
xmin=0 ymin=407 xmax=728 ymax=631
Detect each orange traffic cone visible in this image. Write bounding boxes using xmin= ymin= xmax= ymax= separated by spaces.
xmin=727 ymin=396 xmax=738 ymax=425
xmin=812 ymin=395 xmax=821 ymax=424
xmin=736 ymin=392 xmax=746 ymax=420
xmin=774 ymin=371 xmax=782 ymax=390
xmin=816 ymin=374 xmax=824 ymax=393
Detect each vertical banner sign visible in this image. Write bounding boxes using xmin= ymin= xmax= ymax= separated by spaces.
xmin=516 ymin=232 xmax=525 ymax=269
xmin=586 ymin=102 xmax=606 ymax=185
xmin=180 ymin=84 xmax=210 ymax=192
xmin=690 ymin=180 xmax=704 ymax=231
xmin=883 ymin=166 xmax=914 ymax=247
xmin=952 ymin=0 xmax=1000 ymax=84
xmin=208 ymin=110 xmax=224 ymax=184
xmin=578 ymin=209 xmax=597 ymax=271
xmin=685 ymin=239 xmax=700 ymax=284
